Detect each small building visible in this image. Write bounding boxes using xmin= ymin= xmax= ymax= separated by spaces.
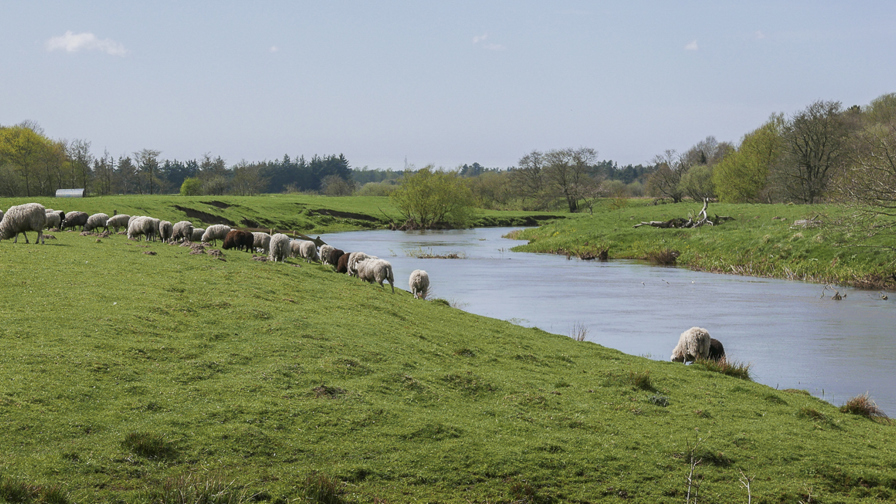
xmin=56 ymin=188 xmax=86 ymax=198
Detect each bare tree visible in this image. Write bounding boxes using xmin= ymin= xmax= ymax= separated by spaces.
xmin=777 ymin=100 xmax=850 ymax=203
xmin=544 ymin=147 xmax=600 ymax=212
xmin=511 ymin=150 xmax=550 ymax=209
xmin=646 ymin=150 xmax=685 ymax=202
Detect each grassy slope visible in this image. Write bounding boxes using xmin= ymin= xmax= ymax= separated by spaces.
xmin=514 ymin=199 xmax=896 ymax=290
xmin=0 ymin=195 xmax=562 ymax=235
xmin=1 ymin=228 xmax=895 ymax=502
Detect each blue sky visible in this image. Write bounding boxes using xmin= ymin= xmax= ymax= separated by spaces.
xmin=3 ymin=1 xmax=894 ymax=170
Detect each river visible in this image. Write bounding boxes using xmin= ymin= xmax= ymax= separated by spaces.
xmin=319 ymin=227 xmax=896 ymax=415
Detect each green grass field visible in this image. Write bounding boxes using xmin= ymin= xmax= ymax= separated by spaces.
xmin=1 ymin=196 xmax=895 ymax=502
xmin=514 ymin=199 xmax=896 ymax=290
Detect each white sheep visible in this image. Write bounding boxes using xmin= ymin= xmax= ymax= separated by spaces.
xmin=84 ymin=213 xmax=110 ymax=233
xmin=357 ymin=258 xmax=395 ymax=293
xmin=127 ymin=216 xmax=156 ymax=241
xmin=158 ymin=220 xmax=174 ymax=243
xmin=290 ymin=239 xmax=319 ymax=263
xmin=409 ymin=269 xmax=430 ymax=299
xmin=252 ymin=232 xmax=271 ymax=253
xmin=268 ymin=233 xmax=290 ymax=262
xmin=671 ymin=327 xmax=712 ymax=363
xmin=44 ymin=209 xmax=61 ymax=230
xmin=347 ymin=252 xmax=376 ymax=277
xmin=201 ymin=224 xmax=231 ymax=245
xmin=191 ymin=227 xmax=205 ymax=242
xmin=172 ymin=221 xmax=194 ymax=242
xmin=0 ymin=203 xmax=47 ymax=244
xmin=319 ymin=244 xmax=334 ymax=265
xmin=106 ymin=214 xmax=131 ymax=232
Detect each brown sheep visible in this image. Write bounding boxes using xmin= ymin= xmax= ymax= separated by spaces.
xmin=222 ymin=230 xmax=254 ymax=252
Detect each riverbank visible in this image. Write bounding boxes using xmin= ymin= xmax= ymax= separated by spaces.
xmin=2 ymin=228 xmax=895 ymax=502
xmin=513 ymin=199 xmax=896 ymax=290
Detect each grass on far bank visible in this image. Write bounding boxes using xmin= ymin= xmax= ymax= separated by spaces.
xmin=1 ymin=223 xmax=895 ymax=503
xmin=512 ymin=198 xmax=896 ymax=290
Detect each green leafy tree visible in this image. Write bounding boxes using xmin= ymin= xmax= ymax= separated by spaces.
xmin=180 ymin=177 xmax=203 ymax=196
xmin=678 ymin=164 xmax=715 ymax=201
xmin=713 ymin=114 xmax=785 ymax=203
xmin=389 ymin=166 xmax=475 ymax=228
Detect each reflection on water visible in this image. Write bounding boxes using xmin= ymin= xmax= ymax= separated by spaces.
xmin=320 ymin=227 xmax=896 ymax=414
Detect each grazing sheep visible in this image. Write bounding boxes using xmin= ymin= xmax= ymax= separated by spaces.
xmin=201 ymin=224 xmax=232 ymax=245
xmin=325 ymin=248 xmax=345 ymax=267
xmin=62 ymin=211 xmax=89 ymax=231
xmin=290 ymin=240 xmax=319 ymax=262
xmin=251 ymin=232 xmax=271 ymax=254
xmin=158 ymin=220 xmax=174 ymax=243
xmin=127 ymin=216 xmax=157 ymax=241
xmin=191 ymin=227 xmax=205 ymax=242
xmin=347 ymin=252 xmax=376 ymax=277
xmin=106 ymin=214 xmax=131 ymax=232
xmin=222 ymin=229 xmax=254 ymax=252
xmin=336 ymin=252 xmax=350 ymax=273
xmin=0 ymin=209 xmax=3 ymax=222
xmin=269 ymin=233 xmax=290 ymax=262
xmin=172 ymin=221 xmax=194 ymax=242
xmin=44 ymin=209 xmax=61 ymax=230
xmin=708 ymin=338 xmax=726 ymax=362
xmin=0 ymin=203 xmax=47 ymax=244
xmin=409 ymin=269 xmax=430 ymax=299
xmin=356 ymin=258 xmax=395 ymax=293
xmin=84 ymin=213 xmax=110 ymax=233
xmin=671 ymin=327 xmax=712 ymax=363
xmin=319 ymin=244 xmax=334 ymax=264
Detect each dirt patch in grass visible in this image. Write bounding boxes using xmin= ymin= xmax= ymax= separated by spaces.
xmin=173 ymin=205 xmax=236 ymax=226
xmin=310 ymin=209 xmax=381 ymax=222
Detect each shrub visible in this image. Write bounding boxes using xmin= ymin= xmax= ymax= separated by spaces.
xmin=840 ymin=393 xmax=891 ymax=423
xmin=695 ymin=357 xmax=753 ymax=380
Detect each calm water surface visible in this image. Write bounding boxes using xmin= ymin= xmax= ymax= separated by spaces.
xmin=320 ymin=227 xmax=896 ymax=414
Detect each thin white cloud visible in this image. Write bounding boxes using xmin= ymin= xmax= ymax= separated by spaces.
xmin=754 ymin=30 xmax=766 ymax=40
xmin=473 ymin=33 xmax=505 ymax=51
xmin=269 ymin=45 xmax=279 ymax=53
xmin=684 ymin=39 xmax=698 ymax=51
xmin=45 ymin=31 xmax=127 ymax=56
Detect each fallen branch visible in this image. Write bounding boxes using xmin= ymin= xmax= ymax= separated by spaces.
xmin=634 ymin=199 xmax=733 ymax=229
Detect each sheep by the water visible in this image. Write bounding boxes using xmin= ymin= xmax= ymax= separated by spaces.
xmin=127 ymin=216 xmax=157 ymax=241
xmin=191 ymin=227 xmax=205 ymax=242
xmin=222 ymin=230 xmax=254 ymax=252
xmin=158 ymin=221 xmax=174 ymax=242
xmin=201 ymin=224 xmax=231 ymax=245
xmin=671 ymin=327 xmax=711 ymax=363
xmin=325 ymin=248 xmax=345 ymax=267
xmin=172 ymin=221 xmax=194 ymax=242
xmin=0 ymin=203 xmax=47 ymax=244
xmin=106 ymin=214 xmax=131 ymax=233
xmin=409 ymin=269 xmax=430 ymax=299
xmin=708 ymin=338 xmax=726 ymax=362
xmin=319 ymin=244 xmax=334 ymax=265
xmin=291 ymin=240 xmax=319 ymax=262
xmin=62 ymin=211 xmax=89 ymax=231
xmin=252 ymin=232 xmax=271 ymax=254
xmin=356 ymin=258 xmax=395 ymax=293
xmin=268 ymin=233 xmax=290 ymax=262
xmin=347 ymin=252 xmax=375 ymax=276
xmin=336 ymin=252 xmax=350 ymax=273
xmin=84 ymin=213 xmax=110 ymax=233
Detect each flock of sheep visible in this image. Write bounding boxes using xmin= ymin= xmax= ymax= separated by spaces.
xmin=4 ymin=202 xmax=722 ymax=359
xmin=0 ymin=202 xmax=431 ymax=299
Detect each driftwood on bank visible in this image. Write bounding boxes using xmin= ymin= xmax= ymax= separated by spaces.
xmin=633 ymin=199 xmax=733 ymax=229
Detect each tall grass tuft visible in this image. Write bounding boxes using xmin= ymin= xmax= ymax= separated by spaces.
xmin=299 ymin=474 xmax=346 ymax=504
xmin=569 ymin=322 xmax=588 ymax=342
xmin=143 ymin=473 xmax=252 ymax=504
xmin=840 ymin=393 xmax=891 ymax=423
xmin=646 ymin=248 xmax=679 ymax=265
xmin=695 ymin=357 xmax=753 ymax=381
xmin=0 ymin=478 xmax=71 ymax=504
xmin=122 ymin=431 xmax=177 ymax=459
